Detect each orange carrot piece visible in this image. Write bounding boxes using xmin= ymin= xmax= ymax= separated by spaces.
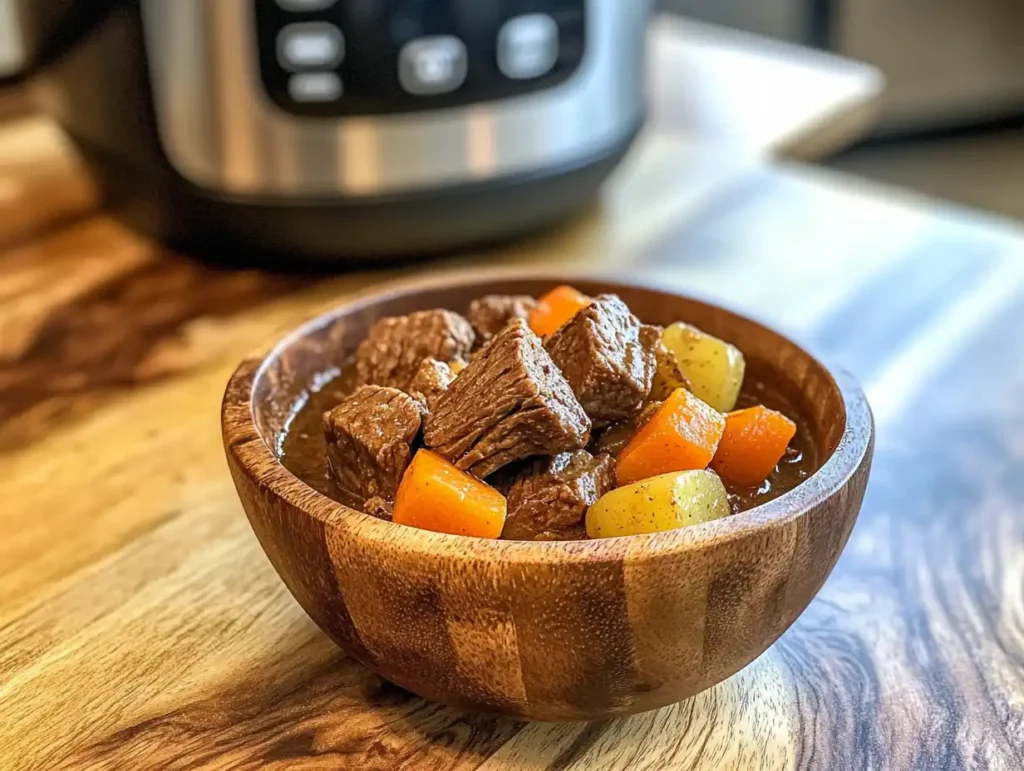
xmin=710 ymin=405 xmax=796 ymax=488
xmin=393 ymin=450 xmax=507 ymax=538
xmin=616 ymin=388 xmax=726 ymax=487
xmin=528 ymin=285 xmax=591 ymax=337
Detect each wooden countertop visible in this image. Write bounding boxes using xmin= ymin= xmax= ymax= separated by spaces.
xmin=7 ymin=19 xmax=1024 ymax=771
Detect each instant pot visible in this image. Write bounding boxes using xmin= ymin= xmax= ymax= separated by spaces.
xmin=15 ymin=0 xmax=648 ymax=262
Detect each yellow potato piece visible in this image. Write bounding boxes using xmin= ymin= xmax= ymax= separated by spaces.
xmin=585 ymin=470 xmax=731 ymax=538
xmin=662 ymin=322 xmax=745 ymax=412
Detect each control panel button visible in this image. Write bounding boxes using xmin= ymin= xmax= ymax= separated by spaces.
xmin=277 ymin=23 xmax=345 ymax=72
xmin=398 ymin=36 xmax=468 ymax=95
xmin=275 ymin=0 xmax=338 ymax=11
xmin=254 ymin=0 xmax=587 ymax=117
xmin=498 ymin=14 xmax=560 ymax=80
xmin=288 ymin=72 xmax=343 ymax=102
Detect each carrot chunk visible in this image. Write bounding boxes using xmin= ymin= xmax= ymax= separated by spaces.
xmin=616 ymin=388 xmax=726 ymax=486
xmin=528 ymin=285 xmax=591 ymax=337
xmin=710 ymin=405 xmax=797 ymax=487
xmin=392 ymin=450 xmax=507 ymax=538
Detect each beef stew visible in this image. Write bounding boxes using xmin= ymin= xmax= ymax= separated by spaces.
xmin=279 ymin=286 xmax=817 ymax=540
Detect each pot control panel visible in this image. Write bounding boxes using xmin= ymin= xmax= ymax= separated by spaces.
xmin=255 ymin=0 xmax=587 ymax=116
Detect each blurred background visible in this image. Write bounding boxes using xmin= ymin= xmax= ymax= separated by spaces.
xmin=1 ymin=0 xmax=1022 ymax=250
xmin=660 ymin=0 xmax=1024 ymax=220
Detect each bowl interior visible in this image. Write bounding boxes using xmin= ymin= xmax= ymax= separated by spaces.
xmin=250 ymin=277 xmax=846 ymax=501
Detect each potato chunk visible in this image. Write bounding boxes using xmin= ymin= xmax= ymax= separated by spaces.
xmin=585 ymin=470 xmax=730 ymax=538
xmin=661 ymin=323 xmax=745 ymax=412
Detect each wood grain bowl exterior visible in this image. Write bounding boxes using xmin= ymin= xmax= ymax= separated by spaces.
xmin=222 ymin=273 xmax=874 ymax=722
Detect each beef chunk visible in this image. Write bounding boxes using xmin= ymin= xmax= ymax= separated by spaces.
xmin=485 ymin=459 xmax=530 ymax=496
xmin=591 ymin=399 xmax=663 ymax=456
xmin=363 ymin=496 xmax=394 ymax=521
xmin=408 ymin=358 xmax=457 ymax=412
xmin=323 ymin=385 xmax=423 ymax=502
xmin=502 ymin=451 xmax=615 ymax=540
xmin=424 ymin=318 xmax=591 ymax=478
xmin=467 ymin=295 xmax=537 ymax=342
xmin=544 ymin=294 xmax=659 ymax=428
xmin=355 ymin=310 xmax=475 ymax=391
xmin=650 ymin=341 xmax=692 ymax=400
xmin=641 ymin=325 xmax=661 ymax=348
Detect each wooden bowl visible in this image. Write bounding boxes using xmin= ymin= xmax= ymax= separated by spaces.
xmin=222 ymin=272 xmax=873 ymax=721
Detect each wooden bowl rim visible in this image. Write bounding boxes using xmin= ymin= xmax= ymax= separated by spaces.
xmin=223 ymin=267 xmax=873 ymax=565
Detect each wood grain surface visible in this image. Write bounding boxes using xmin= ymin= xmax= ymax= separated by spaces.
xmin=2 ymin=49 xmax=1023 ymax=771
